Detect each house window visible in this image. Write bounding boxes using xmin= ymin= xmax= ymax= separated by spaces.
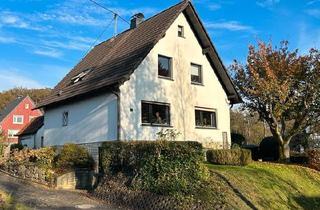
xmin=8 ymin=130 xmax=19 ymax=138
xmin=141 ymin=101 xmax=170 ymax=126
xmin=178 ymin=25 xmax=184 ymax=37
xmin=25 ymin=104 xmax=29 ymax=109
xmin=62 ymin=111 xmax=69 ymax=126
xmin=195 ymin=109 xmax=217 ymax=128
xmin=13 ymin=115 xmax=24 ymax=124
xmin=191 ymin=63 xmax=202 ymax=84
xmin=158 ymin=55 xmax=172 ymax=78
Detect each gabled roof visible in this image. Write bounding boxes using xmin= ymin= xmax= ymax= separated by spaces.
xmin=16 ymin=116 xmax=44 ymax=136
xmin=37 ymin=0 xmax=240 ymax=108
xmin=0 ymin=96 xmax=26 ymax=123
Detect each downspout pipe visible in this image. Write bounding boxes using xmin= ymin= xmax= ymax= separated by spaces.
xmin=112 ymin=87 xmax=121 ymax=141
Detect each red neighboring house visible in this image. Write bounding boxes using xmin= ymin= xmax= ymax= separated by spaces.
xmin=0 ymin=96 xmax=42 ymax=144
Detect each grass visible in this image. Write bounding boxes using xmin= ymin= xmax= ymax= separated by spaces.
xmin=206 ymin=162 xmax=320 ymax=210
xmin=0 ymin=190 xmax=30 ymax=210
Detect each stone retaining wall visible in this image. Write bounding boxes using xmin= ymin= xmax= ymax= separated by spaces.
xmin=0 ymin=163 xmax=54 ymax=186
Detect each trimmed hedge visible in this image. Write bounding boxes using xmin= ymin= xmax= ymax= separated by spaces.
xmin=308 ymin=149 xmax=320 ymax=171
xmin=100 ymin=141 xmax=207 ymax=196
xmin=55 ymin=143 xmax=95 ymax=171
xmin=206 ymin=149 xmax=252 ymax=166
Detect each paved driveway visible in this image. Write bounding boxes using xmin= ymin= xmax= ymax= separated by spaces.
xmin=0 ymin=172 xmax=124 ymax=210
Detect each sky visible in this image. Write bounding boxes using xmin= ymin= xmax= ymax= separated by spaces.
xmin=0 ymin=0 xmax=319 ymax=91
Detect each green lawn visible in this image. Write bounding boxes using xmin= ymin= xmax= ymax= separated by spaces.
xmin=206 ymin=162 xmax=320 ymax=210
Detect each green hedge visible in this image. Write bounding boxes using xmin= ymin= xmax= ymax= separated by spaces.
xmin=308 ymin=149 xmax=320 ymax=171
xmin=100 ymin=141 xmax=208 ymax=196
xmin=206 ymin=149 xmax=252 ymax=166
xmin=55 ymin=143 xmax=95 ymax=171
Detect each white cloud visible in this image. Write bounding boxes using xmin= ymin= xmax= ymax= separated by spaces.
xmin=0 ymin=11 xmax=47 ymax=31
xmin=256 ymin=0 xmax=280 ymax=8
xmin=206 ymin=21 xmax=255 ymax=32
xmin=41 ymin=40 xmax=91 ymax=51
xmin=307 ymin=0 xmax=320 ymax=5
xmin=297 ymin=22 xmax=320 ymax=54
xmin=33 ymin=48 xmax=63 ymax=58
xmin=0 ymin=35 xmax=16 ymax=43
xmin=0 ymin=69 xmax=44 ymax=91
xmin=208 ymin=3 xmax=222 ymax=11
xmin=305 ymin=9 xmax=320 ymax=18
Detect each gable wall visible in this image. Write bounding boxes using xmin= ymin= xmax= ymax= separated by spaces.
xmin=0 ymin=97 xmax=42 ymax=143
xmin=119 ymin=13 xmax=231 ymax=146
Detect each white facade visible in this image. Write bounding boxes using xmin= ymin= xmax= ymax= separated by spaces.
xmin=20 ymin=126 xmax=44 ymax=149
xmin=43 ymin=13 xmax=231 ymax=148
xmin=119 ymin=13 xmax=231 ymax=147
xmin=43 ymin=93 xmax=117 ymax=146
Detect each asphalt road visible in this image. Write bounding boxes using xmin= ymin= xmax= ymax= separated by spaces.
xmin=0 ymin=172 xmax=124 ymax=210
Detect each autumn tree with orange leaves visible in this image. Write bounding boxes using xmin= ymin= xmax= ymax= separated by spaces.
xmin=231 ymin=41 xmax=320 ymax=161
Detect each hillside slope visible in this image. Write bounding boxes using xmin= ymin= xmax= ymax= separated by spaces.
xmin=207 ymin=162 xmax=320 ymax=210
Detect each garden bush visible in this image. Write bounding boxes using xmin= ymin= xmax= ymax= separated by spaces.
xmin=260 ymin=136 xmax=280 ymax=161
xmin=206 ymin=149 xmax=252 ymax=166
xmin=55 ymin=143 xmax=94 ymax=171
xmin=307 ymin=149 xmax=320 ymax=171
xmin=231 ymin=133 xmax=246 ymax=147
xmin=10 ymin=143 xmax=24 ymax=151
xmin=242 ymin=144 xmax=260 ymax=161
xmin=100 ymin=141 xmax=207 ymax=196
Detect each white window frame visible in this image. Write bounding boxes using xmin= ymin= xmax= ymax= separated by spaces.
xmin=13 ymin=115 xmax=24 ymax=124
xmin=191 ymin=63 xmax=203 ymax=85
xmin=194 ymin=107 xmax=217 ymax=129
xmin=178 ymin=25 xmax=184 ymax=38
xmin=25 ymin=103 xmax=29 ymax=109
xmin=158 ymin=54 xmax=173 ymax=79
xmin=8 ymin=129 xmax=19 ymax=138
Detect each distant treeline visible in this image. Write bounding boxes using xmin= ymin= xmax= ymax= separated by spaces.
xmin=0 ymin=87 xmax=52 ymax=110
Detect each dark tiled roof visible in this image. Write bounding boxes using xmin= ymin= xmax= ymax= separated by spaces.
xmin=37 ymin=0 xmax=240 ymax=108
xmin=0 ymin=96 xmax=25 ymax=122
xmin=16 ymin=116 xmax=44 ymax=136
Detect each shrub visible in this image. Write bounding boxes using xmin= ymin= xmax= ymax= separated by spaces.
xmin=7 ymin=147 xmax=56 ymax=168
xmin=290 ymin=152 xmax=308 ymax=164
xmin=206 ymin=149 xmax=252 ymax=166
xmin=231 ymin=133 xmax=246 ymax=147
xmin=55 ymin=143 xmax=94 ymax=170
xmin=100 ymin=141 xmax=207 ymax=196
xmin=242 ymin=144 xmax=261 ymax=161
xmin=307 ymin=149 xmax=320 ymax=171
xmin=10 ymin=143 xmax=24 ymax=151
xmin=260 ymin=136 xmax=279 ymax=161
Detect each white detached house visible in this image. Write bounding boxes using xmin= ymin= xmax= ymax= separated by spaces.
xmin=36 ymin=0 xmax=241 ymax=151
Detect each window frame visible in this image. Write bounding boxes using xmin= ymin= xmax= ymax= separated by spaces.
xmin=62 ymin=111 xmax=69 ymax=127
xmin=141 ymin=101 xmax=171 ymax=127
xmin=194 ymin=107 xmax=217 ymax=129
xmin=8 ymin=129 xmax=19 ymax=138
xmin=13 ymin=115 xmax=24 ymax=125
xmin=158 ymin=55 xmax=173 ymax=80
xmin=25 ymin=103 xmax=29 ymax=109
xmin=191 ymin=63 xmax=203 ymax=85
xmin=178 ymin=25 xmax=185 ymax=38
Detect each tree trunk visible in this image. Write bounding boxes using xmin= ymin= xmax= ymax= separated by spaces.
xmin=279 ymin=141 xmax=290 ymax=162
